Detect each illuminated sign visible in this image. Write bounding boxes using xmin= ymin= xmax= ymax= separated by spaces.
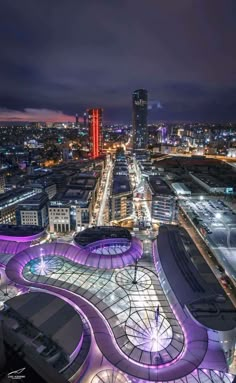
xmin=225 ymin=187 xmax=233 ymax=194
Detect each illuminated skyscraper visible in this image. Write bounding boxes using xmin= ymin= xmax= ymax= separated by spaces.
xmin=132 ymin=89 xmax=148 ymax=150
xmin=87 ymin=108 xmax=103 ymax=158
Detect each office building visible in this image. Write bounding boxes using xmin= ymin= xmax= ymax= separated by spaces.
xmin=109 ymin=149 xmax=133 ymax=221
xmin=75 ymin=113 xmax=79 ymax=127
xmin=109 ymin=176 xmax=133 ymax=221
xmin=69 ymin=173 xmax=100 ymax=210
xmin=0 ymin=188 xmax=37 ymax=224
xmin=87 ymin=108 xmax=103 ymax=158
xmin=31 ymin=181 xmax=57 ymax=200
xmin=0 ymin=172 xmax=5 ymax=194
xmin=16 ymin=192 xmax=49 ymax=227
xmin=145 ymin=176 xmax=178 ymax=224
xmin=132 ymin=89 xmax=148 ymax=150
xmin=83 ymin=112 xmax=87 ymax=130
xmin=49 ymin=187 xmax=92 ymax=233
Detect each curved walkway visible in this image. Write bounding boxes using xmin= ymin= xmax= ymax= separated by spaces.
xmin=10 ymin=240 xmax=142 ymax=270
xmin=5 ymin=245 xmax=223 ymax=382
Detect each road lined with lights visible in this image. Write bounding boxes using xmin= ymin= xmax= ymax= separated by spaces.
xmin=97 ymin=158 xmax=113 ymax=226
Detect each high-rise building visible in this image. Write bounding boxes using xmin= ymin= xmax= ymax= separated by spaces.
xmin=87 ymin=108 xmax=103 ymax=158
xmin=109 ymin=149 xmax=133 ymax=221
xmin=83 ymin=112 xmax=87 ymax=130
xmin=75 ymin=113 xmax=79 ymax=127
xmin=145 ymin=176 xmax=178 ymax=224
xmin=132 ymin=89 xmax=148 ymax=150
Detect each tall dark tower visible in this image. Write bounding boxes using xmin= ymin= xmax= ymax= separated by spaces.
xmin=132 ymin=89 xmax=148 ymax=150
xmin=87 ymin=108 xmax=103 ymax=158
xmin=75 ymin=113 xmax=79 ymax=127
xmin=83 ymin=112 xmax=87 ymax=130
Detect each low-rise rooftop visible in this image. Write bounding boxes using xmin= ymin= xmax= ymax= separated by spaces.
xmin=148 ymin=176 xmax=174 ymax=196
xmin=50 ymin=188 xmax=91 ymax=207
xmin=157 ymin=225 xmax=236 ymax=331
xmin=112 ymin=175 xmax=131 ymax=195
xmin=17 ymin=192 xmax=48 ymax=209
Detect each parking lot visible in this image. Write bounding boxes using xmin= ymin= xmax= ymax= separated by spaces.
xmin=180 ymin=198 xmax=236 ymax=285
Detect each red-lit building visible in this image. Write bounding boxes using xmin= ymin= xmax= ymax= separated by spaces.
xmin=87 ymin=108 xmax=103 ymax=158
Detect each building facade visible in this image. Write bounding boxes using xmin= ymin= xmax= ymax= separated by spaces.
xmin=16 ymin=192 xmax=49 ymax=227
xmin=132 ymin=89 xmax=148 ymax=150
xmin=31 ymin=182 xmax=57 ymax=200
xmin=49 ymin=188 xmax=93 ymax=233
xmin=87 ymin=108 xmax=103 ymax=158
xmin=0 ymin=188 xmax=37 ymax=224
xmin=145 ymin=176 xmax=178 ymax=224
xmin=0 ymin=173 xmax=5 ymax=194
xmin=109 ymin=176 xmax=133 ymax=221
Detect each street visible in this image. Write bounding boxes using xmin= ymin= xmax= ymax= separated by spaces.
xmin=97 ymin=158 xmax=113 ymax=226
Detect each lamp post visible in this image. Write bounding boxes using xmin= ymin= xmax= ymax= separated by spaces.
xmin=132 ymin=260 xmax=138 ymax=284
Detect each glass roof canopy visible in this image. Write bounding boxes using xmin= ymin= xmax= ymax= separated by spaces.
xmin=90 ymin=369 xmax=233 ymax=383
xmin=23 ymin=257 xmax=184 ymax=366
xmin=4 ymin=238 xmax=235 ymax=383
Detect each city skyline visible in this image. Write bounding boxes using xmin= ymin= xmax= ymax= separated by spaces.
xmin=1 ymin=2 xmax=236 ymax=380
xmin=0 ymin=1 xmax=236 ymax=123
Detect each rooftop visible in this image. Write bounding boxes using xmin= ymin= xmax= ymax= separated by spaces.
xmin=17 ymin=192 xmax=48 ymax=208
xmin=171 ymin=182 xmax=191 ymax=195
xmin=191 ymin=172 xmax=235 ymax=189
xmin=157 ymin=225 xmax=236 ymax=331
xmin=148 ymin=176 xmax=174 ymax=196
xmin=0 ymin=188 xmax=36 ymax=209
xmin=112 ymin=175 xmax=131 ymax=195
xmin=113 ymin=165 xmax=129 ymax=176
xmin=4 ymin=291 xmax=83 ymax=357
xmin=69 ymin=176 xmax=98 ymax=190
xmin=50 ymin=188 xmax=91 ymax=206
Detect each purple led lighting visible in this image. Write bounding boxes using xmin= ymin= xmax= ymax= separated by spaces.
xmin=0 ymin=240 xmax=31 ymax=256
xmin=4 ymin=240 xmax=231 ymax=381
xmin=74 ymin=237 xmax=143 ymax=269
xmin=0 ymin=230 xmax=44 ymax=243
xmin=69 ymin=326 xmax=84 ymax=363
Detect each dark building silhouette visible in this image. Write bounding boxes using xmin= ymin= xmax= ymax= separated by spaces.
xmin=83 ymin=112 xmax=87 ymax=130
xmin=132 ymin=89 xmax=148 ymax=150
xmin=75 ymin=113 xmax=79 ymax=127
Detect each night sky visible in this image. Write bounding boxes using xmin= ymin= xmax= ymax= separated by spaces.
xmin=0 ymin=0 xmax=236 ymax=123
